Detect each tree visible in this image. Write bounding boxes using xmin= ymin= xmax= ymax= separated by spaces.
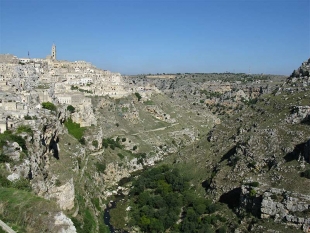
xmin=67 ymin=105 xmax=75 ymax=113
xmin=79 ymin=137 xmax=86 ymax=145
xmin=92 ymin=140 xmax=98 ymax=148
xmin=42 ymin=102 xmax=57 ymax=111
xmin=135 ymin=92 xmax=142 ymax=101
xmin=303 ymin=169 xmax=310 ymax=179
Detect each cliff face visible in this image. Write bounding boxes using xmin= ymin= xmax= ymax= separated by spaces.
xmin=202 ymin=61 xmax=310 ymax=232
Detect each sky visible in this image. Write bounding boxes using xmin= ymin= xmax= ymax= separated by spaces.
xmin=0 ymin=0 xmax=309 ymax=75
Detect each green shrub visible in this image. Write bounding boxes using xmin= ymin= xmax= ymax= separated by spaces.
xmin=55 ymin=179 xmax=61 ymax=187
xmin=135 ymin=92 xmax=142 ymax=101
xmin=245 ymin=181 xmax=259 ymax=187
xmin=0 ymin=174 xmax=10 ymax=187
xmin=249 ymin=189 xmax=256 ymax=197
xmin=96 ymin=162 xmax=106 ymax=173
xmin=83 ymin=209 xmax=96 ymax=232
xmin=0 ymin=153 xmax=11 ymax=163
xmin=218 ymin=225 xmax=227 ymax=233
xmin=17 ymin=125 xmax=33 ymax=134
xmin=92 ymin=140 xmax=98 ymax=148
xmin=92 ymin=197 xmax=101 ymax=211
xmin=67 ymin=105 xmax=75 ymax=113
xmin=303 ymin=169 xmax=310 ymax=179
xmin=24 ymin=115 xmax=32 ymax=120
xmin=117 ymin=153 xmax=124 ymax=159
xmin=79 ymin=137 xmax=86 ymax=145
xmin=102 ymin=138 xmax=123 ymax=149
xmin=11 ymin=178 xmax=31 ymax=191
xmin=42 ymin=102 xmax=57 ymax=111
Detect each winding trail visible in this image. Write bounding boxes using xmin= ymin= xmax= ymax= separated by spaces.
xmin=131 ymin=123 xmax=179 ymax=135
xmin=0 ymin=220 xmax=16 ymax=233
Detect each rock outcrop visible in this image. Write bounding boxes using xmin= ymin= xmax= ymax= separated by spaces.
xmin=54 ymin=212 xmax=77 ymax=233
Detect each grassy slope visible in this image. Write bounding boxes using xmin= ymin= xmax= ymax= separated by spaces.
xmin=0 ymin=187 xmax=59 ymax=232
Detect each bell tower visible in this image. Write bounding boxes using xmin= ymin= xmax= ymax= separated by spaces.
xmin=51 ymin=44 xmax=56 ymax=60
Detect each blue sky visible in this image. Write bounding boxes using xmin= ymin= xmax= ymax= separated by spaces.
xmin=0 ymin=0 xmax=309 ymax=75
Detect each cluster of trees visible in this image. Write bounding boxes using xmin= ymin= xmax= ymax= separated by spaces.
xmin=16 ymin=125 xmax=33 ymax=134
xmin=200 ymin=90 xmax=222 ymax=99
xmin=24 ymin=115 xmax=37 ymax=120
xmin=128 ymin=165 xmax=228 ymax=232
xmin=102 ymin=137 xmax=123 ymax=150
xmin=42 ymin=102 xmax=57 ymax=111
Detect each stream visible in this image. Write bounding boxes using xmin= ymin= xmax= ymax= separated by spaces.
xmin=103 ymin=200 xmax=116 ymax=233
xmin=103 ymin=198 xmax=129 ymax=233
xmin=103 ymin=170 xmax=144 ymax=232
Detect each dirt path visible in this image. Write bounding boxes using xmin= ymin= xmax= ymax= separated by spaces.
xmin=131 ymin=123 xmax=179 ymax=135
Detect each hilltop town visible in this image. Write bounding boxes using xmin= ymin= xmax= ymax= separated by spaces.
xmin=0 ymin=45 xmax=139 ymax=128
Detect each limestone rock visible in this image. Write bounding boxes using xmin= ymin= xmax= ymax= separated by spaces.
xmin=49 ymin=178 xmax=75 ymax=210
xmin=54 ymin=212 xmax=76 ymax=233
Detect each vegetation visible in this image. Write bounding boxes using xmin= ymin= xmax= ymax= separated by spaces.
xmin=0 ymin=187 xmax=58 ymax=232
xmin=303 ymin=169 xmax=310 ymax=179
xmin=135 ymin=92 xmax=142 ymax=101
xmin=24 ymin=115 xmax=32 ymax=120
xmin=71 ymin=85 xmax=93 ymax=94
xmin=67 ymin=105 xmax=75 ymax=113
xmin=16 ymin=125 xmax=33 ymax=134
xmin=200 ymin=90 xmax=222 ymax=98
xmin=0 ymin=153 xmax=11 ymax=163
xmin=117 ymin=153 xmax=124 ymax=159
xmin=92 ymin=140 xmax=98 ymax=148
xmin=0 ymin=130 xmax=27 ymax=153
xmin=79 ymin=137 xmax=86 ymax=145
xmin=245 ymin=181 xmax=259 ymax=187
xmin=71 ymin=85 xmax=79 ymax=90
xmin=144 ymin=100 xmax=154 ymax=105
xmin=110 ymin=201 xmax=128 ymax=230
xmin=95 ymin=162 xmax=106 ymax=173
xmin=64 ymin=118 xmax=86 ymax=141
xmin=127 ymin=165 xmax=228 ymax=232
xmin=42 ymin=102 xmax=57 ymax=111
xmin=102 ymin=138 xmax=123 ymax=150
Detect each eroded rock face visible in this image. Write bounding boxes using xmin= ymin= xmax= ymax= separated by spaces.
xmin=5 ymin=108 xmax=76 ymax=211
xmin=145 ymin=105 xmax=176 ymax=123
xmin=49 ymin=178 xmax=75 ymax=210
xmin=240 ymin=187 xmax=310 ymax=231
xmin=54 ymin=212 xmax=77 ymax=233
xmin=286 ymin=106 xmax=310 ymax=124
xmin=102 ymin=153 xmax=163 ymax=197
xmin=71 ymin=102 xmax=96 ymax=127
